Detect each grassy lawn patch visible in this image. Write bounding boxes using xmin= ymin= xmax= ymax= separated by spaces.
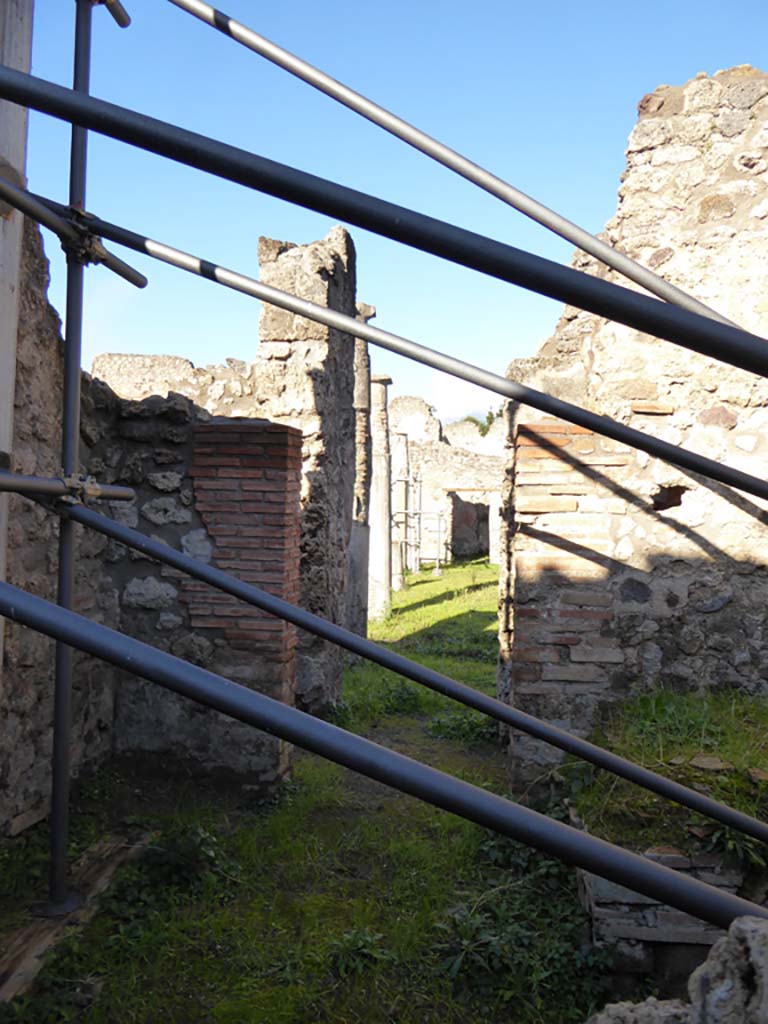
xmin=1 ymin=560 xmax=610 ymax=1023
xmin=568 ymin=689 xmax=768 ymax=867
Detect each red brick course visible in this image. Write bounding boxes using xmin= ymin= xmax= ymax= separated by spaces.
xmin=179 ymin=421 xmax=302 ymax=690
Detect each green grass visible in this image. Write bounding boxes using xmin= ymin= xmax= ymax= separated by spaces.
xmin=568 ymin=689 xmax=768 ymax=863
xmin=0 ymin=560 xmax=610 ymax=1024
xmin=339 ymin=559 xmax=499 ymax=734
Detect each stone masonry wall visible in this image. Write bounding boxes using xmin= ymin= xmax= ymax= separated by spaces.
xmin=1 ymin=222 xmax=304 ymax=835
xmin=103 ymin=413 xmax=301 ymax=788
xmin=388 ymin=396 xmax=506 ymax=566
xmin=499 ymin=67 xmax=768 ymax=783
xmin=0 ymin=223 xmax=120 ymax=836
xmin=93 ymin=226 xmax=359 ymax=713
xmin=257 ymin=229 xmax=357 ymax=710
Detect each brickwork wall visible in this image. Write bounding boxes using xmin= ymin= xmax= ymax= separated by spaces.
xmin=109 ymin=414 xmax=300 ymax=790
xmin=182 ymin=420 xmax=300 ymax=663
xmin=499 ymin=67 xmax=768 ymax=787
xmin=506 ymin=421 xmax=630 ymax=783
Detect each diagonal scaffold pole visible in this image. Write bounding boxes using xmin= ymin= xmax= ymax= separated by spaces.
xmin=0 ymin=67 xmax=767 ymax=378
xmin=1 ymin=576 xmax=767 ymax=932
xmin=0 ymin=173 xmax=146 ymax=288
xmin=30 ymin=192 xmax=768 ymax=504
xmin=167 ymin=0 xmax=733 ymax=327
xmin=38 ymin=497 xmax=768 ymax=848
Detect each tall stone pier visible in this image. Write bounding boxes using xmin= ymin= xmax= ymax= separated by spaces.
xmin=0 ymin=0 xmax=33 ymax=667
xmin=368 ymin=375 xmax=393 ymax=621
xmin=345 ymin=304 xmax=374 ymax=640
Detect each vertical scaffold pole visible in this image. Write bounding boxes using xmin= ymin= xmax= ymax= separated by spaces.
xmin=45 ymin=0 xmax=93 ymax=914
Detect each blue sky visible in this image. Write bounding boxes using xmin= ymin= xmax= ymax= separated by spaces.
xmin=25 ymin=0 xmax=768 ymax=420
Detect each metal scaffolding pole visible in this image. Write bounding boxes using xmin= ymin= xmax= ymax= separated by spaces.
xmin=0 ymin=470 xmax=134 ymax=500
xmin=45 ymin=0 xmax=92 ymax=916
xmin=1 ymin=576 xmax=766 ymax=931
xmin=29 ymin=195 xmax=768 ymax=504
xmin=0 ymin=173 xmax=147 ymax=288
xmin=38 ymin=499 xmax=768 ymax=848
xmin=1 ymin=67 xmax=768 ymax=377
xmin=168 ymin=0 xmax=733 ymax=327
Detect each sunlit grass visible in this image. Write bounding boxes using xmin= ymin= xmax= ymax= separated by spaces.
xmin=0 ymin=559 xmax=609 ymax=1024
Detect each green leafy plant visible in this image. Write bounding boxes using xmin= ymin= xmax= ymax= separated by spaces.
xmin=433 ymin=830 xmax=612 ymax=1021
xmin=427 ymin=708 xmax=498 ymax=745
xmin=327 ymin=928 xmax=394 ymax=978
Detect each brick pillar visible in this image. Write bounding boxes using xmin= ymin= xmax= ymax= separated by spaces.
xmin=509 ymin=420 xmax=630 ymax=787
xmin=115 ymin=418 xmax=301 ymax=793
xmin=184 ymin=420 xmax=302 ymax=678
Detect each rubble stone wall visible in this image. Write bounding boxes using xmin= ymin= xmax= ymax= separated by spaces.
xmin=95 ymin=407 xmax=301 ymax=788
xmin=94 ymin=226 xmax=360 ymax=712
xmin=1 ymin=223 xmax=305 ymax=835
xmin=0 ymin=223 xmax=120 ymax=836
xmin=388 ymin=396 xmax=506 ymax=565
xmin=499 ymin=66 xmax=768 ymax=783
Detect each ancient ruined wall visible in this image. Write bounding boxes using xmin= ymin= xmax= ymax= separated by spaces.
xmin=499 ymin=66 xmax=768 ymax=782
xmin=256 ymin=229 xmax=357 ymax=710
xmin=94 ymin=227 xmax=360 ymax=713
xmin=1 ymin=224 xmax=119 ymax=834
xmin=1 ymin=222 xmax=305 ymax=835
xmin=346 ymin=305 xmax=374 ymax=639
xmin=90 ymin=403 xmax=300 ymax=789
xmin=368 ymin=376 xmax=392 ymax=620
xmin=388 ymin=396 xmax=506 ymax=565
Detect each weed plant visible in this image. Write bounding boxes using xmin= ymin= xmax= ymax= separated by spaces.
xmin=0 ymin=560 xmax=611 ymax=1023
xmin=568 ymin=689 xmax=768 ymax=861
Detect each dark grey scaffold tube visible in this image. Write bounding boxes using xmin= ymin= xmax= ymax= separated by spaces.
xmin=0 ymin=174 xmax=146 ymax=287
xmin=167 ymin=0 xmax=731 ymax=326
xmin=1 ymin=66 xmax=767 ymax=377
xmin=0 ymin=577 xmax=765 ymax=931
xmin=31 ymin=194 xmax=768 ymax=503
xmin=0 ymin=470 xmax=134 ymax=501
xmin=58 ymin=501 xmax=768 ymax=848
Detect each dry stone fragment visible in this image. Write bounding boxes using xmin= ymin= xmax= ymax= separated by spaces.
xmin=123 ymin=576 xmax=178 ymax=610
xmin=586 ymin=997 xmax=691 ymax=1023
xmin=157 ymin=612 xmax=183 ymax=631
xmin=108 ymin=500 xmax=138 ymax=528
xmin=688 ymin=916 xmax=768 ymax=1022
xmin=714 ymin=108 xmax=750 ymax=137
xmin=181 ymin=529 xmax=213 ymax=563
xmin=170 ymin=633 xmax=213 ymax=666
xmin=688 ymin=755 xmax=733 ymax=772
xmin=147 ymin=471 xmax=183 ymax=493
xmin=141 ymin=497 xmax=192 ymax=526
xmin=724 ymin=76 xmax=768 ymax=109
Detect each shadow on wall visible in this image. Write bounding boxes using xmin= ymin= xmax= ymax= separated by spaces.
xmin=502 ymin=424 xmax=768 ymax=788
xmin=449 ymin=493 xmax=489 ymax=559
